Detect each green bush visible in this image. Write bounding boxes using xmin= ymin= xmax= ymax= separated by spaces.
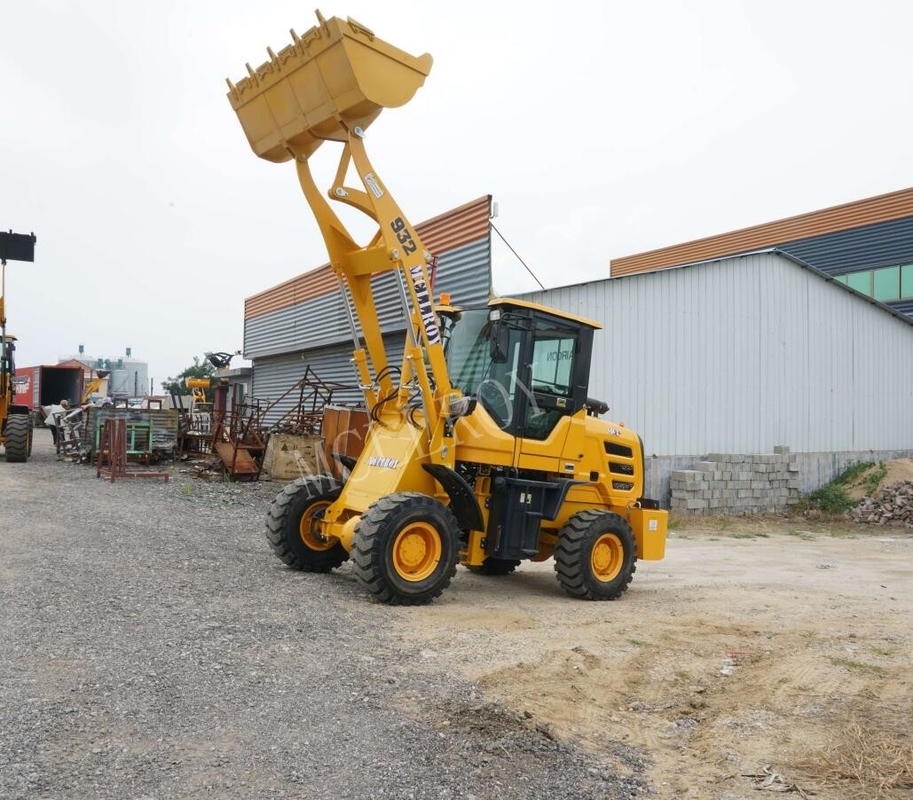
xmin=804 ymin=482 xmax=857 ymax=515
xmin=801 ymin=460 xmax=883 ymax=515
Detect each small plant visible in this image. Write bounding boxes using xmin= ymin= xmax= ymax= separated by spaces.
xmin=804 ymin=482 xmax=856 ymax=514
xmin=865 ymin=461 xmax=887 ymax=495
xmin=829 ymin=657 xmax=888 ymax=677
xmin=627 ymin=638 xmax=647 ymax=647
xmin=836 ymin=460 xmax=876 ymax=484
xmin=180 ymin=484 xmax=194 ymax=495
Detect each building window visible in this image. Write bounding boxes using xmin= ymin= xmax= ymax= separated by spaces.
xmin=846 ymin=271 xmax=872 ymax=294
xmin=902 ymin=264 xmax=913 ymax=298
xmin=874 ymin=266 xmax=900 ymax=301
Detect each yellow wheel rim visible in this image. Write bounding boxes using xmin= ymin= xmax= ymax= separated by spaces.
xmin=299 ymin=501 xmax=336 ymax=551
xmin=392 ymin=522 xmax=442 ymax=582
xmin=591 ymin=533 xmax=624 ymax=582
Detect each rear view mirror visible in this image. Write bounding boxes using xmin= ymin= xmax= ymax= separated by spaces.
xmin=489 ymin=321 xmax=509 ymax=363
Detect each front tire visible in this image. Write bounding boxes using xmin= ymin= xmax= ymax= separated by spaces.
xmin=353 ymin=493 xmax=459 ymax=606
xmin=265 ymin=476 xmax=348 ymax=572
xmin=4 ymin=414 xmax=30 ymax=463
xmin=555 ymin=510 xmax=637 ymax=600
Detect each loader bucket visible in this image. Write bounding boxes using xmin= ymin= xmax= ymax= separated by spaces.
xmin=226 ymin=11 xmax=433 ymax=162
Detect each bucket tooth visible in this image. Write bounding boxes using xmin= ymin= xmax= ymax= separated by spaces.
xmin=227 ymin=11 xmax=432 ymax=162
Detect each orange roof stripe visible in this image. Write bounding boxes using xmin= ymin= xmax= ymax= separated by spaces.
xmin=245 ymin=195 xmax=491 ymax=320
xmin=611 ymin=186 xmax=913 ymax=277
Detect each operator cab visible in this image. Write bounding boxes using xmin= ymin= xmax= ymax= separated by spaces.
xmin=443 ymin=299 xmax=602 ymax=440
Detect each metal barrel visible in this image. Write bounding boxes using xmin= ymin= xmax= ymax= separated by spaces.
xmin=226 ymin=12 xmax=433 ymax=162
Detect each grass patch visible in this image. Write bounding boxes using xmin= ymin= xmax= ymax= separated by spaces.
xmin=730 ymin=531 xmax=768 ymax=539
xmin=869 ymin=646 xmax=900 ymax=657
xmin=786 ymin=529 xmax=816 ymax=540
xmin=799 ymin=460 xmax=878 ymax=515
xmin=838 ymin=460 xmax=877 ymax=484
xmin=626 ymin=638 xmax=647 ymax=647
xmin=865 ymin=461 xmax=888 ymax=495
xmin=667 ymin=518 xmax=684 ymax=531
xmin=804 ymin=483 xmax=857 ymax=514
xmin=793 ymin=718 xmax=913 ymax=799
xmin=829 ymin=657 xmax=888 ymax=677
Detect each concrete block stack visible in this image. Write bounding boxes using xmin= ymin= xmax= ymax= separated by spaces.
xmin=669 ymin=445 xmax=800 ymax=515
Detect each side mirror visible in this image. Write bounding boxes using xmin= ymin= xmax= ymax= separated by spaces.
xmin=489 ymin=321 xmax=509 ymax=363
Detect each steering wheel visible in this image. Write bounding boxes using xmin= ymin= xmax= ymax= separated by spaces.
xmin=477 ymin=379 xmax=512 ymax=427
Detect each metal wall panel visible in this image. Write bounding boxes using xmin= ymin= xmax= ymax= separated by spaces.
xmin=245 ymin=196 xmax=491 ymax=319
xmin=779 ymin=216 xmax=913 ymax=273
xmin=251 ymin=336 xmax=406 ymax=426
xmin=890 ymin=299 xmax=913 ymax=315
xmin=245 ymin=236 xmax=491 ymax=359
xmin=521 ymin=253 xmax=913 ymax=455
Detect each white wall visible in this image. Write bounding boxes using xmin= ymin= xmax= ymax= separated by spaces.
xmin=522 ymin=253 xmax=913 ymax=456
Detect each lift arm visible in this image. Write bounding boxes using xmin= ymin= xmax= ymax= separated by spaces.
xmin=226 ymin=12 xmax=456 ymax=443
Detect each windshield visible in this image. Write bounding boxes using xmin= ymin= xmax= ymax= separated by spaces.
xmin=445 ymin=308 xmax=495 ymax=395
xmin=446 ymin=307 xmax=524 ymax=428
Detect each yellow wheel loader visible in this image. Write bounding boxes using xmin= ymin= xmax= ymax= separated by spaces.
xmin=1 ymin=233 xmax=37 ymax=461
xmin=227 ymin=12 xmax=667 ymax=605
xmin=1 ymin=333 xmax=32 ymax=463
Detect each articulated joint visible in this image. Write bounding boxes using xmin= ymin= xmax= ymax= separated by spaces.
xmin=337 ymin=515 xmax=361 ymax=551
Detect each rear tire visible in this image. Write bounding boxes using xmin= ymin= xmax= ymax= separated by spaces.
xmin=353 ymin=492 xmax=459 ymax=606
xmin=4 ymin=414 xmax=30 ymax=463
xmin=466 ymin=558 xmax=521 ymax=575
xmin=555 ymin=510 xmax=637 ymax=600
xmin=265 ymin=476 xmax=348 ymax=572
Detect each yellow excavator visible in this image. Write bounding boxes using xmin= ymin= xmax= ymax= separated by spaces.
xmin=227 ymin=12 xmax=667 ymax=605
xmin=81 ymin=370 xmax=110 ymax=405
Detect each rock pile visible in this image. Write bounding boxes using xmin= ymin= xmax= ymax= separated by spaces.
xmin=847 ymin=480 xmax=913 ymax=526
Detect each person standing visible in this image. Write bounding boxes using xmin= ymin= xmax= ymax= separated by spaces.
xmin=42 ymin=400 xmax=69 ymax=446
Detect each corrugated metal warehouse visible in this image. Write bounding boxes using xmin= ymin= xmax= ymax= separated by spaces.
xmin=244 ymin=186 xmax=913 ymax=506
xmin=524 ymin=186 xmax=913 ymax=501
xmin=522 ymin=251 xmax=913 ymax=500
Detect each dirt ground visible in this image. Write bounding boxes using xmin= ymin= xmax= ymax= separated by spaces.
xmin=844 ymin=458 xmax=913 ymax=501
xmin=5 ymin=436 xmax=912 ymax=798
xmin=395 ymin=516 xmax=913 ymax=799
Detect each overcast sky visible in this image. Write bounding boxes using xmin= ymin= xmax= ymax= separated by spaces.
xmin=2 ymin=0 xmax=911 ymax=389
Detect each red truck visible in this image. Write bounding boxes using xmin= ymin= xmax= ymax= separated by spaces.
xmin=14 ymin=365 xmax=84 ymax=410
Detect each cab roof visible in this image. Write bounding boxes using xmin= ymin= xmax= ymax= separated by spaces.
xmin=488 ymin=297 xmax=603 ymax=330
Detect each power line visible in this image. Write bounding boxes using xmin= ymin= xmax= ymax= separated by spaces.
xmin=490 ymin=221 xmax=546 ymax=291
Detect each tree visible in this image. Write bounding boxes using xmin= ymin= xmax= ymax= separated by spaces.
xmin=161 ymin=356 xmax=216 ymax=399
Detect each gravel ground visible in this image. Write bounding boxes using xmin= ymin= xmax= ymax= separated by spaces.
xmin=1 ymin=431 xmax=647 ymax=800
